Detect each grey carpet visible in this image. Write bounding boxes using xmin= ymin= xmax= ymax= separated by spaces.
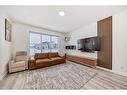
xmin=23 ymin=62 xmax=97 ymax=89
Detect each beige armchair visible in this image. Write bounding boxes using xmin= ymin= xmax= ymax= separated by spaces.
xmin=9 ymin=51 xmax=28 ymax=73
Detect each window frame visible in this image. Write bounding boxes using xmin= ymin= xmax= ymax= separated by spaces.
xmin=29 ymin=31 xmax=59 ymax=55
xmin=50 ymin=36 xmax=59 ymax=52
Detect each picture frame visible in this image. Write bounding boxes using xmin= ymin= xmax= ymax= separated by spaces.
xmin=5 ymin=19 xmax=12 ymax=42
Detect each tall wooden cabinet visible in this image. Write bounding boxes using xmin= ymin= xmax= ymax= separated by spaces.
xmin=97 ymin=16 xmax=112 ymax=70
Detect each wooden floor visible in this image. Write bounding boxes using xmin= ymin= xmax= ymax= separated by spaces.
xmin=83 ymin=68 xmax=127 ymax=89
xmin=0 ymin=61 xmax=127 ymax=89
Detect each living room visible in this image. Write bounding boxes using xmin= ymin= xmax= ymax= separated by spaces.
xmin=0 ymin=5 xmax=127 ymax=90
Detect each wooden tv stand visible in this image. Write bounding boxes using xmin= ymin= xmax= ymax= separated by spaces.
xmin=66 ymin=55 xmax=97 ymax=68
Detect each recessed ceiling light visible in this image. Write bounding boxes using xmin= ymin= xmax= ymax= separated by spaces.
xmin=59 ymin=11 xmax=65 ymax=16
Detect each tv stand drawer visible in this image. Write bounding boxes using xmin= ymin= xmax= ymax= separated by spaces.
xmin=66 ymin=55 xmax=97 ymax=68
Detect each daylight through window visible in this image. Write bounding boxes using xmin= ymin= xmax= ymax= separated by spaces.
xmin=30 ymin=32 xmax=59 ymax=55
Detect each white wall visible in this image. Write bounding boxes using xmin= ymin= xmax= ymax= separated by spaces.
xmin=112 ymin=10 xmax=127 ymax=76
xmin=12 ymin=22 xmax=66 ymax=57
xmin=66 ymin=23 xmax=97 ymax=58
xmin=0 ymin=14 xmax=12 ymax=80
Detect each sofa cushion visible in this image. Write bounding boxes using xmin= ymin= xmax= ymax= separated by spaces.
xmin=50 ymin=57 xmax=63 ymax=61
xmin=36 ymin=58 xmax=51 ymax=64
xmin=34 ymin=53 xmax=49 ymax=60
xmin=49 ymin=52 xmax=59 ymax=58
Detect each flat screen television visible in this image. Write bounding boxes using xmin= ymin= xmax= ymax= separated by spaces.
xmin=77 ymin=36 xmax=100 ymax=52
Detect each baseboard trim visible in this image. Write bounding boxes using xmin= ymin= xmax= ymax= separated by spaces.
xmin=97 ymin=66 xmax=127 ymax=77
xmin=0 ymin=71 xmax=7 ymax=80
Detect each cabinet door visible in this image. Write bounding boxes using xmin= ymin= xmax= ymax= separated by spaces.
xmin=97 ymin=16 xmax=112 ymax=70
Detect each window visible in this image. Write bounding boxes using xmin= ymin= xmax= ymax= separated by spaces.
xmin=30 ymin=33 xmax=41 ymax=55
xmin=29 ymin=32 xmax=59 ymax=55
xmin=51 ymin=36 xmax=58 ymax=52
xmin=41 ymin=35 xmax=50 ymax=52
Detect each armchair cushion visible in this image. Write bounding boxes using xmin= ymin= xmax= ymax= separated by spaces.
xmin=15 ymin=56 xmax=27 ymax=62
xmin=15 ymin=51 xmax=27 ymax=62
xmin=10 ymin=61 xmax=26 ymax=68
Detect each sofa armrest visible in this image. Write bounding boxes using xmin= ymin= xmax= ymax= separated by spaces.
xmin=28 ymin=57 xmax=36 ymax=70
xmin=9 ymin=60 xmax=15 ymax=65
xmin=29 ymin=56 xmax=35 ymax=60
xmin=9 ymin=60 xmax=15 ymax=72
xmin=25 ymin=58 xmax=29 ymax=69
xmin=9 ymin=60 xmax=15 ymax=68
xmin=59 ymin=55 xmax=65 ymax=59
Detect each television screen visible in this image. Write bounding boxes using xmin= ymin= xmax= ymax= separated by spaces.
xmin=77 ymin=39 xmax=84 ymax=50
xmin=77 ymin=36 xmax=100 ymax=52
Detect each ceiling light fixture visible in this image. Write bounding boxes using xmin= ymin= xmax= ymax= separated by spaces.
xmin=59 ymin=11 xmax=65 ymax=16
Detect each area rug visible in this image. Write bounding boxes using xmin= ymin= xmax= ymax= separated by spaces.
xmin=23 ymin=62 xmax=97 ymax=89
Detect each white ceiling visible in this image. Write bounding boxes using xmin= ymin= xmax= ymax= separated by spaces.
xmin=0 ymin=6 xmax=127 ymax=33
